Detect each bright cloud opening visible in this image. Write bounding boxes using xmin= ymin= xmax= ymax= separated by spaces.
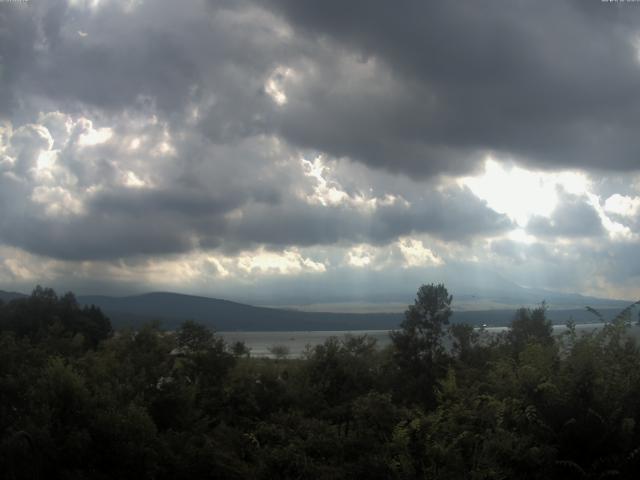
xmin=398 ymin=238 xmax=443 ymax=268
xmin=78 ymin=125 xmax=113 ymax=147
xmin=347 ymin=245 xmax=374 ymax=267
xmin=507 ymin=229 xmax=537 ymax=245
xmin=460 ymin=158 xmax=590 ymax=226
xmin=237 ymin=248 xmax=326 ymax=275
xmin=604 ymin=194 xmax=640 ymax=217
xmin=265 ymin=66 xmax=294 ymax=105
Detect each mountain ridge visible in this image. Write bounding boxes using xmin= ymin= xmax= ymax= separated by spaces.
xmin=1 ymin=288 xmax=634 ymax=331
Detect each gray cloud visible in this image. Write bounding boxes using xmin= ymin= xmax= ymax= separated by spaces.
xmin=0 ymin=111 xmax=511 ymax=260
xmin=526 ymin=191 xmax=604 ymax=238
xmin=487 ymin=236 xmax=640 ymax=300
xmin=263 ymin=0 xmax=640 ymax=175
xmin=6 ymin=1 xmax=640 ymax=177
xmin=225 ymin=186 xmax=512 ymax=252
xmin=1 ymin=0 xmax=640 ymax=302
xmin=0 ymin=179 xmax=511 ymax=262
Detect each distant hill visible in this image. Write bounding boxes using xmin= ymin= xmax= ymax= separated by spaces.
xmin=77 ymin=291 xmax=635 ymax=331
xmin=2 ymin=289 xmax=634 ymax=331
xmin=77 ymin=292 xmax=403 ymax=331
xmin=230 ymin=264 xmax=633 ymax=311
xmin=0 ymin=290 xmax=27 ymax=303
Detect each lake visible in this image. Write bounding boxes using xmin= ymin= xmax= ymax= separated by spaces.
xmin=219 ymin=322 xmax=640 ymax=358
xmin=219 ymin=329 xmax=393 ymax=357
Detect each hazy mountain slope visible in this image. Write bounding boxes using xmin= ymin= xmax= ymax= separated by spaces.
xmin=234 ymin=264 xmax=632 ymax=310
xmin=78 ymin=292 xmax=403 ymax=331
xmin=2 ymin=288 xmax=633 ymax=331
xmin=77 ymin=291 xmax=636 ymax=331
xmin=0 ymin=290 xmax=27 ymax=303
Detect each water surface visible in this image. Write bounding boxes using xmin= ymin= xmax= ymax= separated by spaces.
xmin=219 ymin=323 xmax=639 ymax=358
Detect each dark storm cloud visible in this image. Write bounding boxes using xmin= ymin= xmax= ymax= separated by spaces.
xmin=0 ymin=169 xmax=511 ymax=261
xmin=526 ymin=191 xmax=604 ymax=238
xmin=1 ymin=0 xmax=198 ymax=113
xmin=1 ymin=211 xmax=201 ymax=261
xmin=225 ymin=186 xmax=513 ymax=252
xmin=1 ymin=0 xmax=638 ymax=305
xmin=6 ymin=1 xmax=640 ymax=177
xmin=1 ymin=0 xmax=285 ymax=132
xmin=0 ymin=110 xmax=511 ymax=260
xmin=0 ymin=172 xmax=212 ymax=260
xmin=0 ymin=2 xmax=39 ymax=115
xmin=264 ymin=0 xmax=640 ymax=175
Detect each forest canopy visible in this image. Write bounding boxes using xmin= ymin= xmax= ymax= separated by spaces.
xmin=1 ymin=284 xmax=640 ymax=479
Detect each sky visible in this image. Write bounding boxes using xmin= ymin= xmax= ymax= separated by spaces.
xmin=1 ymin=0 xmax=640 ymax=306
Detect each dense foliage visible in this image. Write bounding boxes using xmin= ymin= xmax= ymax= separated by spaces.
xmin=1 ymin=284 xmax=640 ymax=479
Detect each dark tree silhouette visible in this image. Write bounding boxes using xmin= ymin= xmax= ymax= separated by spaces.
xmin=390 ymin=283 xmax=452 ymax=407
xmin=508 ymin=302 xmax=553 ymax=353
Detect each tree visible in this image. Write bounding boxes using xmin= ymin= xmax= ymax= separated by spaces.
xmin=268 ymin=344 xmax=290 ymax=360
xmin=176 ymin=320 xmax=215 ymax=353
xmin=0 ymin=287 xmax=111 ymax=350
xmin=175 ymin=321 xmax=235 ymax=417
xmin=230 ymin=340 xmax=250 ymax=358
xmin=390 ymin=283 xmax=452 ymax=407
xmin=508 ymin=303 xmax=553 ymax=354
